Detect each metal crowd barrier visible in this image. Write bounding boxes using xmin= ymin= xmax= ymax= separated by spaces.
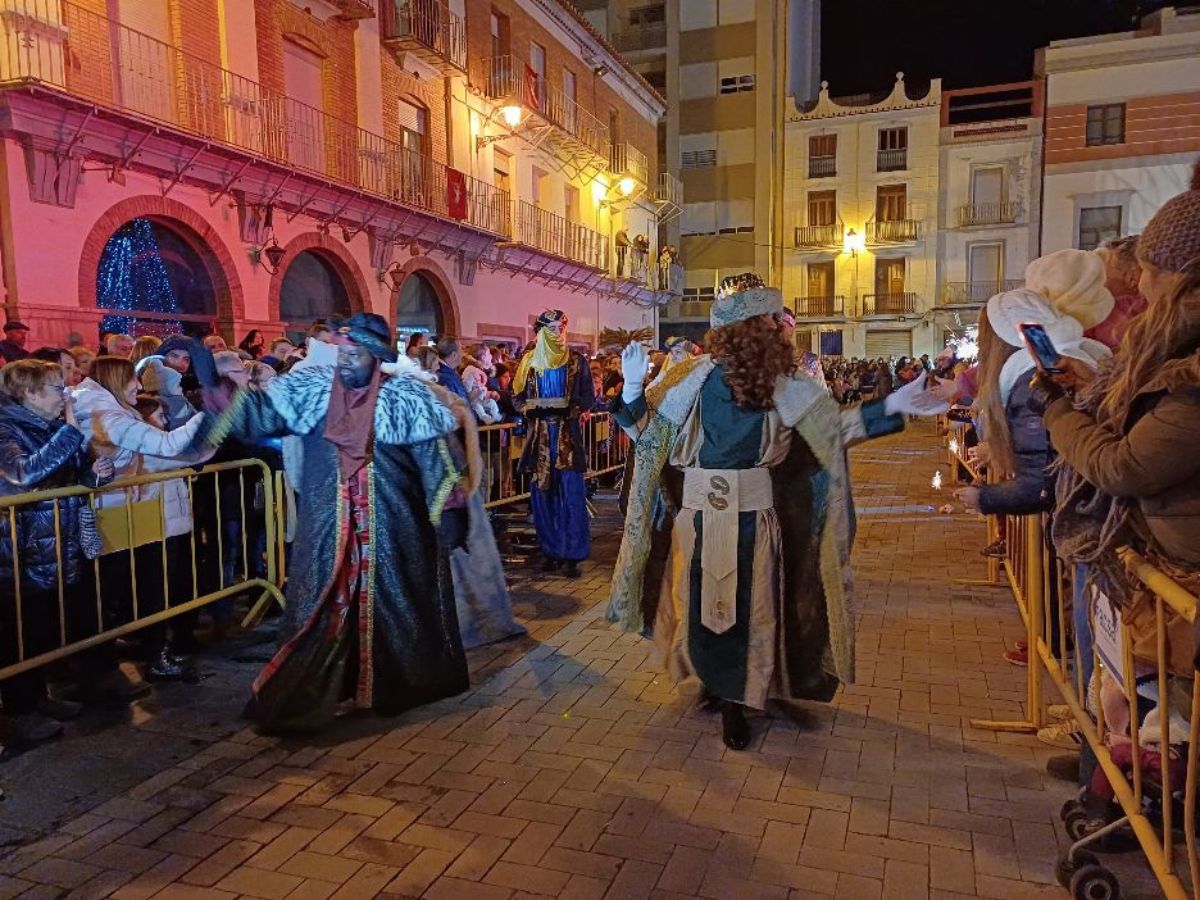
xmin=1 ymin=460 xmax=284 ymax=682
xmin=476 ymin=412 xmax=629 ymax=510
xmin=942 ymin=425 xmax=1200 ymax=898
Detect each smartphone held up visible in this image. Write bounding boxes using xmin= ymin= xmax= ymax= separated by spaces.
xmin=1017 ymin=323 xmax=1063 ymax=375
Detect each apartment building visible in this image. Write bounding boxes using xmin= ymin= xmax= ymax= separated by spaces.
xmin=783 ymin=74 xmax=942 ymax=359
xmin=1038 ymin=6 xmax=1200 ymax=253
xmin=935 ymin=82 xmax=1043 ymax=339
xmin=0 ymin=0 xmax=673 ymax=352
xmin=577 ymin=0 xmax=808 ymax=344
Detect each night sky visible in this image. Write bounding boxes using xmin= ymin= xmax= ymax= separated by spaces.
xmin=819 ymin=0 xmax=1174 ymax=95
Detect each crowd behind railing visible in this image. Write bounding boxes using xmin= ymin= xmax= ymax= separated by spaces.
xmin=0 ymin=319 xmax=634 ymax=752
xmin=928 ymin=156 xmax=1200 ymax=899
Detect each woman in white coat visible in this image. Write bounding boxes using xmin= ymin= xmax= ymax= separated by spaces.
xmin=71 ymin=356 xmax=207 ymax=682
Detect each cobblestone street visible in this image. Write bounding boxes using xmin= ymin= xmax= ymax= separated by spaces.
xmin=0 ymin=422 xmax=1081 ymax=899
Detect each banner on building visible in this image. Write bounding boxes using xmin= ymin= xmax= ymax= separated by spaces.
xmin=446 ymin=168 xmax=468 ymax=221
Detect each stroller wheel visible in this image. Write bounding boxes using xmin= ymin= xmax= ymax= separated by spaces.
xmin=1069 ymin=863 xmax=1120 ymax=900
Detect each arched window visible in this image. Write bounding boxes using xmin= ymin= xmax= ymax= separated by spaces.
xmin=395 ymin=272 xmax=443 ymax=341
xmin=96 ymin=218 xmax=217 ymax=337
xmin=279 ymin=250 xmax=351 ymax=343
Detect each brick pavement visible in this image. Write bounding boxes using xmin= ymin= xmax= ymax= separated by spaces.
xmin=0 ymin=422 xmax=1083 ymax=899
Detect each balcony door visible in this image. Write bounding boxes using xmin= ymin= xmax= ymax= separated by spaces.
xmin=112 ymin=0 xmax=174 ymax=122
xmin=971 ymin=167 xmax=1004 ymax=208
xmin=876 ymin=184 xmax=906 ymax=222
xmin=875 ymin=257 xmax=905 ymax=311
xmin=562 ymin=68 xmax=578 ymax=134
xmin=530 ymin=41 xmax=547 ymax=111
xmin=397 ymin=98 xmax=430 ymax=205
xmin=807 ymin=261 xmax=835 ymax=309
xmin=967 ymin=242 xmax=1003 ymax=300
xmin=282 ymin=39 xmax=326 ymax=173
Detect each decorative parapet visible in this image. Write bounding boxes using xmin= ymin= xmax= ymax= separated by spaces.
xmin=789 ymin=72 xmax=941 ymax=122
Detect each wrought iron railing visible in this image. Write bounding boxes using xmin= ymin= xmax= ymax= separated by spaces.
xmin=941 ymin=279 xmax=1023 ymax=305
xmin=384 ymin=0 xmax=467 ymax=71
xmin=655 ymin=172 xmax=683 ymax=207
xmin=956 ymin=201 xmax=1019 ymax=227
xmin=862 ymin=292 xmax=918 ymax=315
xmin=794 ymin=296 xmax=846 ymax=317
xmin=793 ymin=223 xmax=844 ymax=249
xmin=514 ymin=201 xmax=608 ymax=270
xmin=610 ymin=141 xmax=650 ymax=188
xmin=866 ymin=219 xmax=920 ymax=244
xmin=474 ymin=54 xmax=611 ymax=158
xmin=0 ymin=0 xmax=508 ymax=236
xmin=877 ymin=148 xmax=907 ymax=171
xmin=808 ymin=155 xmax=836 ymax=178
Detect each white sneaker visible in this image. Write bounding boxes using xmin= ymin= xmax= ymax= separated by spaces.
xmin=1037 ymin=719 xmax=1082 ymax=751
xmin=1047 ymin=704 xmax=1071 ymax=721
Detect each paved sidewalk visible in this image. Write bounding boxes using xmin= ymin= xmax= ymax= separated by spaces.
xmin=0 ymin=422 xmax=1082 ymax=899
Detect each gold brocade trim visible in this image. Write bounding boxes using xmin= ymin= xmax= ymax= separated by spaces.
xmin=206 ymin=389 xmax=249 ymax=447
xmin=360 ymin=464 xmax=376 ymax=709
xmin=429 ymin=437 xmax=458 ymax=528
xmin=646 ymin=354 xmax=705 ymax=410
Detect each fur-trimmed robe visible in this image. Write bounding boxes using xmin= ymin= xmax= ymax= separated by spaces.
xmin=607 ymin=356 xmax=903 ymax=705
xmin=208 ymin=366 xmax=473 ymax=732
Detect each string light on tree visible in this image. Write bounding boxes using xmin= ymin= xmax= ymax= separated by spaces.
xmin=96 ymin=218 xmax=181 ymax=336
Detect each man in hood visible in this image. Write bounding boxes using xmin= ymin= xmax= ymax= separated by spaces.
xmin=204 ymin=312 xmax=473 ymax=733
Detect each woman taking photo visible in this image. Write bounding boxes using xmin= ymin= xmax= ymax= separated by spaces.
xmin=1035 ymin=163 xmax=1200 ymax=593
xmin=0 ymin=360 xmax=112 ymax=746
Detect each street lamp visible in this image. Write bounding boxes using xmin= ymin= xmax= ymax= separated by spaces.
xmin=618 ymin=176 xmax=636 ymax=197
xmin=500 ymin=105 xmax=523 ymax=128
xmin=843 ymin=228 xmax=863 ymax=317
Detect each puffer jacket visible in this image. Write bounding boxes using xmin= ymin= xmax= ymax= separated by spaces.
xmin=0 ymin=400 xmax=98 ymax=592
xmin=71 ymin=378 xmax=205 ymax=508
xmin=1045 ymin=337 xmax=1200 ymax=568
xmin=979 ymin=369 xmax=1054 ymax=516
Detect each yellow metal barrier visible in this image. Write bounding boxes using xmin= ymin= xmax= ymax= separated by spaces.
xmin=476 ymin=412 xmax=629 ymax=510
xmin=1 ymin=459 xmax=285 ymax=682
xmin=946 ymin=414 xmax=1200 ymax=897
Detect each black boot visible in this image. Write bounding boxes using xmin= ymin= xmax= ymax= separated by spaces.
xmin=563 ymin=561 xmax=581 ymax=579
xmin=146 ymin=647 xmax=186 ymax=682
xmin=542 ymin=557 xmax=562 ymax=573
xmin=720 ymin=701 xmax=751 ymax=751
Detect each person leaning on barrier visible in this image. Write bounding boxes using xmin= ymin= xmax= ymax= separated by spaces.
xmin=0 ymin=359 xmax=113 ymax=748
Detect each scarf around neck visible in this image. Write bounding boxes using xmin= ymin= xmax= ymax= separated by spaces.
xmin=323 ymin=365 xmax=382 ymax=477
xmin=514 ymin=327 xmax=569 ymax=394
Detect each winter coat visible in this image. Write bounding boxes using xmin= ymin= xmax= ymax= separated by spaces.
xmin=436 ymin=362 xmax=471 ymax=403
xmin=137 ymin=357 xmax=198 ymax=429
xmin=0 ymin=400 xmax=100 ymax=593
xmin=978 ymin=369 xmax=1054 ymax=516
xmin=1044 ymin=305 xmax=1200 ymax=567
xmin=70 ymin=378 xmax=205 ymax=508
xmin=140 ymin=443 xmax=217 ymax=538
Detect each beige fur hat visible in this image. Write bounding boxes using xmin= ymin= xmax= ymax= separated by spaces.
xmin=1024 ymin=250 xmax=1115 ymax=330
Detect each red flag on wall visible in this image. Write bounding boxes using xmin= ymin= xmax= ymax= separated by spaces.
xmin=446 ymin=167 xmax=468 ymax=220
xmin=524 ymin=64 xmax=540 ymax=110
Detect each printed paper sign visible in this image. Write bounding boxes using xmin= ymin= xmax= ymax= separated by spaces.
xmin=1092 ymin=585 xmax=1125 ymax=696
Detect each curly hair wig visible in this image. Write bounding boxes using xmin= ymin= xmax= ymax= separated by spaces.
xmin=705 ymin=314 xmax=796 ymax=410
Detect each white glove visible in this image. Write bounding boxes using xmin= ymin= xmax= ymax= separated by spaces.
xmin=621 ymin=341 xmax=650 ymax=404
xmin=884 ymin=371 xmax=952 ymax=417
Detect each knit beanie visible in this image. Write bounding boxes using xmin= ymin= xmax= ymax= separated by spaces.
xmin=1137 ymin=158 xmax=1200 ymax=273
xmin=1024 ymin=250 xmax=1114 ymax=330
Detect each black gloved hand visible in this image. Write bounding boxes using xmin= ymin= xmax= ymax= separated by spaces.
xmin=189 ymin=337 xmax=219 ymax=389
xmin=1027 ymin=372 xmax=1065 ymax=417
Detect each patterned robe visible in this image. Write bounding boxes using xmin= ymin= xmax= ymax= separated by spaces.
xmin=209 ymin=366 xmax=470 ymax=733
xmin=608 ymin=356 xmax=903 ymax=708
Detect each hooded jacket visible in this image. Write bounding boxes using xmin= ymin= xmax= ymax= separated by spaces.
xmin=1044 ymin=288 xmax=1200 ymax=567
xmin=0 ymin=400 xmax=100 ymax=592
xmin=71 ymin=378 xmax=205 ymax=507
xmin=136 ymin=356 xmax=198 ymax=429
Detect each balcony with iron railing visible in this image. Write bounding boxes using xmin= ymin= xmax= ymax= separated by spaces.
xmin=610 ymin=141 xmax=650 ymax=190
xmin=0 ymin=0 xmax=509 ymax=237
xmin=608 ymin=22 xmax=668 ymax=54
xmin=513 ymin=201 xmax=608 ymax=271
xmin=877 ymin=148 xmax=907 ymax=171
xmin=472 ymin=55 xmax=611 ymax=160
xmin=794 ymin=222 xmax=844 ymax=250
xmin=863 ymin=292 xmax=919 ymax=315
xmin=794 ymin=296 xmax=846 ymax=318
xmin=382 ymin=0 xmax=467 ymax=74
xmin=655 ymin=172 xmax=683 ymax=208
xmin=808 ymin=155 xmax=836 ymax=178
xmin=866 ymin=219 xmax=921 ymax=244
xmin=941 ymin=279 xmax=1023 ymax=305
xmin=956 ymin=201 xmax=1019 ymax=227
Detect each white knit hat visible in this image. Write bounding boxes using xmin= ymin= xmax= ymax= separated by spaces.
xmin=986 ymin=288 xmax=1111 ymax=403
xmin=1023 ymin=250 xmax=1115 ymax=330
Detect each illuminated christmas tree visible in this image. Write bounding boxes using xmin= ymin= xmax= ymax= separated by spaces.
xmin=97 ymin=218 xmax=181 ymax=336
